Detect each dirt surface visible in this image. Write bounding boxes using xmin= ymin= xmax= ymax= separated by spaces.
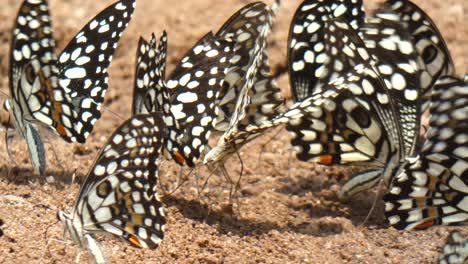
xmin=0 ymin=0 xmax=466 ymax=263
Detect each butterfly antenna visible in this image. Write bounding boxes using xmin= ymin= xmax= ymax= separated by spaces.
xmin=256 ymin=126 xmax=283 ymax=170
xmin=4 ymin=128 xmax=19 ymax=167
xmin=101 ymin=105 xmax=126 ymax=121
xmin=44 ymin=219 xmax=62 ymax=259
xmin=44 ymin=134 xmax=65 ymax=173
xmin=164 ymin=167 xmax=192 ymax=196
xmin=233 ymin=150 xmax=244 ymax=199
xmin=199 ymin=166 xmax=216 ymax=195
xmin=287 ymin=147 xmax=294 ymax=178
xmin=0 ymin=90 xmax=9 ymax=99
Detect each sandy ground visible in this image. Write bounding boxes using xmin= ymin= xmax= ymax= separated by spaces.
xmin=0 ymin=0 xmax=466 ymax=263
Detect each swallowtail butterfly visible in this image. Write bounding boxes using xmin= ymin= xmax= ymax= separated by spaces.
xmin=132 ymin=31 xmax=235 ymax=167
xmin=231 ymin=9 xmax=427 ymax=202
xmin=5 ymin=0 xmax=135 ymax=175
xmin=203 ymin=0 xmax=285 ymax=167
xmin=58 ymin=113 xmax=166 ymax=263
xmin=384 ymin=76 xmax=467 ymax=230
xmin=287 ymin=0 xmax=365 ymax=101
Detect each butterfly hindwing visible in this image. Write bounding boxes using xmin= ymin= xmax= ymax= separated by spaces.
xmin=378 ymin=0 xmax=455 ymax=96
xmin=287 ymin=0 xmax=365 ymax=101
xmin=384 ymin=76 xmax=468 ymax=230
xmin=438 ymin=231 xmax=468 ymax=264
xmin=65 ymin=113 xmax=166 ymax=251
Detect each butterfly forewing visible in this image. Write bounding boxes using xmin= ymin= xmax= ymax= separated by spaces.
xmin=384 ymin=76 xmax=468 ymax=230
xmin=164 ymin=32 xmax=234 ymax=166
xmin=132 ymin=37 xmax=151 ymax=115
xmin=51 ymin=0 xmax=136 ymax=143
xmin=204 ymin=1 xmax=285 ymax=165
xmin=132 ymin=32 xmax=168 ymax=115
xmin=287 ymin=0 xmax=365 ymax=101
xmin=378 ymin=0 xmax=455 ymax=96
xmin=214 ymin=1 xmax=271 ymax=130
xmin=10 ymin=0 xmax=56 ymax=94
xmin=72 ymin=113 xmax=166 ymax=249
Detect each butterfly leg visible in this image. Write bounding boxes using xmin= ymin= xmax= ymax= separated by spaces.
xmin=255 ymin=126 xmax=283 ymax=171
xmin=42 ymin=134 xmax=66 ymax=173
xmin=162 ymin=167 xmax=191 ymax=196
xmin=5 ymin=128 xmax=19 ymax=167
xmin=84 ymin=234 xmax=106 ymax=264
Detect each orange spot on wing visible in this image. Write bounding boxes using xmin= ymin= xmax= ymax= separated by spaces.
xmin=414 ymin=219 xmax=435 ymax=230
xmin=318 ymin=155 xmax=333 ymax=165
xmin=128 ymin=235 xmax=143 ymax=248
xmin=55 ymin=123 xmax=67 ymax=136
xmin=174 ymin=151 xmax=185 ymax=164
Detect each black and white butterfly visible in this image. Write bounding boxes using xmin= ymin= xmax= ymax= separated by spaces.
xmin=438 ymin=231 xmax=468 ymax=264
xmin=375 ymin=0 xmax=455 ymax=102
xmin=384 ymin=76 xmax=467 ymax=230
xmin=287 ymin=0 xmax=366 ymax=102
xmin=5 ymin=0 xmax=135 ymax=175
xmin=283 ymin=0 xmax=460 ymax=201
xmin=58 ymin=113 xmax=166 ymax=263
xmin=234 ymin=0 xmax=417 ymax=198
xmin=203 ymin=0 xmax=285 ymax=166
xmin=132 ymin=31 xmax=235 ymax=167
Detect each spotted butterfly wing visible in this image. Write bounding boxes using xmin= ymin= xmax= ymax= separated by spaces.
xmin=58 ymin=113 xmax=166 ymax=262
xmin=9 ymin=0 xmax=55 ymax=90
xmin=376 ymin=0 xmax=455 ymax=97
xmin=6 ymin=0 xmax=57 ymax=175
xmin=214 ymin=1 xmax=283 ymax=131
xmin=265 ymin=19 xmax=413 ymax=199
xmin=384 ymin=76 xmax=467 ymax=230
xmin=438 ymin=231 xmax=468 ymax=264
xmin=360 ymin=15 xmax=424 ymax=159
xmin=158 ymin=33 xmax=234 ymax=167
xmin=6 ymin=0 xmax=135 ymax=175
xmin=203 ymin=1 xmax=285 ymax=166
xmin=287 ymin=0 xmax=365 ymax=101
xmin=132 ymin=32 xmax=167 ymax=115
xmin=132 ymin=37 xmax=152 ymax=115
xmin=52 ymin=0 xmax=136 ymax=143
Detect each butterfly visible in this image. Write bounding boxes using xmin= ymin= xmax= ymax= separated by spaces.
xmin=203 ymin=0 xmax=285 ymax=167
xmin=438 ymin=231 xmax=468 ymax=264
xmin=58 ymin=113 xmax=166 ymax=263
xmin=287 ymin=0 xmax=366 ymax=102
xmin=374 ymin=0 xmax=455 ymax=102
xmin=5 ymin=0 xmax=135 ymax=175
xmin=213 ymin=0 xmax=422 ymax=196
xmin=132 ymin=31 xmax=235 ymax=167
xmin=384 ymin=76 xmax=467 ymax=230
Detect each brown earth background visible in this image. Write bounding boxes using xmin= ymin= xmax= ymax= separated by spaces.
xmin=0 ymin=0 xmax=467 ymax=263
